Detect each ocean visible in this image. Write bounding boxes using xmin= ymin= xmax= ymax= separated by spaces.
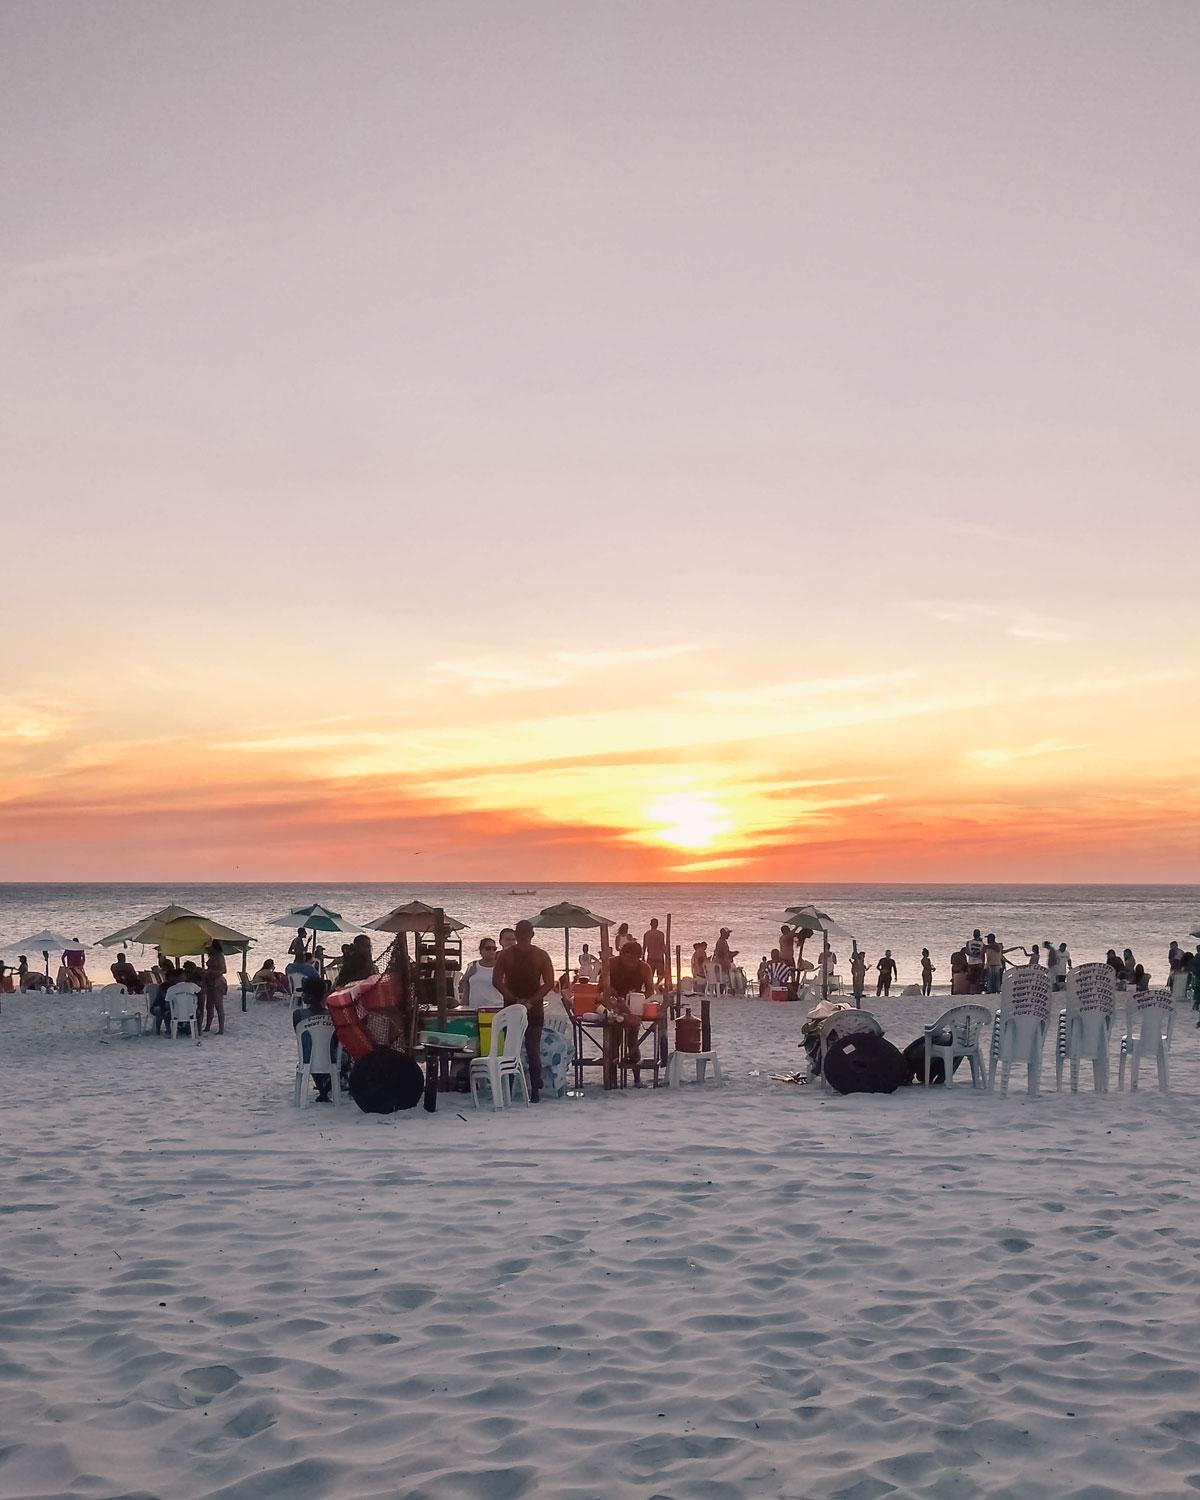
xmin=1 ymin=883 xmax=1196 ymax=986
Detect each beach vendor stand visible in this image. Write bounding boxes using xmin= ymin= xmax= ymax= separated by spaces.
xmin=366 ymin=900 xmax=467 ymax=1023
xmin=365 ymin=901 xmax=470 ymax=1107
xmin=529 ymin=901 xmax=661 ymax=1090
xmin=95 ymin=904 xmax=254 ymax=1009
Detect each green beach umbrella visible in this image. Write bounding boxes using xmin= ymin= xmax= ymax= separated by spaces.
xmin=269 ymin=902 xmax=364 ymax=938
xmin=531 ymin=901 xmax=614 ymax=977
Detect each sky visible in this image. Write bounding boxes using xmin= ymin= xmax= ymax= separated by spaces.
xmin=1 ymin=1 xmax=1197 ymax=882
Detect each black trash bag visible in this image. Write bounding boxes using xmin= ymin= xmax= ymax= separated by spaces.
xmin=349 ymin=1050 xmax=425 ymax=1114
xmin=902 ymin=1032 xmax=971 ymax=1085
xmin=902 ymin=1035 xmax=945 ymax=1085
xmin=823 ymin=1032 xmax=908 ymax=1096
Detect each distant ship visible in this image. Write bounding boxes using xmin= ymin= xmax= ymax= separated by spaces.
xmin=507 ymin=888 xmax=537 ymax=896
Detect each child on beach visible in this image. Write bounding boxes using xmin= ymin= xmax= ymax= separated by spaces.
xmin=920 ymin=949 xmax=934 ymax=996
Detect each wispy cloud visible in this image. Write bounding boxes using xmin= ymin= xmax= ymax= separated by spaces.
xmin=434 ymin=642 xmax=699 ymax=697
xmin=921 ymin=602 xmax=1082 ymax=642
xmin=964 ymin=738 xmax=1089 ymax=770
xmin=555 ymin=643 xmax=698 ymax=669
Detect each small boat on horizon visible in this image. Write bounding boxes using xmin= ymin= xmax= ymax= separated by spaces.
xmin=507 ymin=888 xmax=537 ymax=896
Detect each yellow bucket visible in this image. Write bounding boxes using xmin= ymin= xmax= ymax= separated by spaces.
xmin=477 ymin=1011 xmax=496 ymax=1057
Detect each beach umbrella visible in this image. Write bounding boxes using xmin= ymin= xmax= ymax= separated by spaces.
xmin=95 ymin=904 xmax=254 ymax=1007
xmin=784 ymin=903 xmax=853 ymax=1003
xmin=365 ymin=900 xmax=468 ymax=934
xmin=531 ymin=901 xmax=615 ymax=977
xmin=269 ymin=902 xmax=365 ymax=939
xmin=3 ymin=929 xmax=80 ymax=954
xmin=3 ymin=930 xmax=82 ymax=976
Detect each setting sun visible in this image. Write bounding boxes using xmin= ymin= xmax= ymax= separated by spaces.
xmin=642 ymin=793 xmax=734 ymax=852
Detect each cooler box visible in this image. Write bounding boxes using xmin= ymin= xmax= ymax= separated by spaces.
xmin=571 ymin=983 xmax=600 ymax=1017
xmin=444 ymin=1014 xmax=480 ymax=1050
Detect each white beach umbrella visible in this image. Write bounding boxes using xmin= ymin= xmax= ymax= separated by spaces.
xmin=3 ymin=929 xmax=81 ymax=954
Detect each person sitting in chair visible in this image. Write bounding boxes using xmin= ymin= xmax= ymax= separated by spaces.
xmin=110 ymin=952 xmax=144 ymax=994
xmin=292 ymin=974 xmax=334 ymax=1102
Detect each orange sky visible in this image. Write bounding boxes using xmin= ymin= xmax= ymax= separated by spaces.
xmin=2 ymin=4 xmax=1198 ymax=881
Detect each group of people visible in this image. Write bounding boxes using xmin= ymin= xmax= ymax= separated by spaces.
xmin=454 ymin=918 xmax=673 ymax=1094
xmin=251 ymin=930 xmax=379 ymax=1001
xmin=135 ymin=939 xmax=231 ymax=1035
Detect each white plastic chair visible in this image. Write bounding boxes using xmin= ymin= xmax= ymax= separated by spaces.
xmin=98 ymin=984 xmax=144 ymax=1038
xmin=166 ymin=981 xmax=202 ymax=1042
xmin=287 ymin=970 xmax=308 ymax=999
xmin=667 ymin=1048 xmax=722 ymax=1086
xmin=469 ymin=1003 xmax=530 ymax=1110
xmin=988 ymin=968 xmax=1051 ymax=1096
xmin=1118 ymin=987 xmax=1172 ymax=1093
xmin=294 ymin=1016 xmax=342 ymax=1107
xmin=817 ymin=1009 xmax=882 ymax=1088
xmin=1055 ymin=963 xmax=1115 ymax=1093
xmin=923 ymin=1004 xmax=991 ymax=1088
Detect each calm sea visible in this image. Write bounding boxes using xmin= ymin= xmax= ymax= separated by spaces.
xmin=1 ymin=883 xmax=1196 ymax=986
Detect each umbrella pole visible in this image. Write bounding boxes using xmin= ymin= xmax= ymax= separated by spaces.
xmin=564 ymin=928 xmax=570 ymax=983
xmin=663 ymin=912 xmax=671 ymax=995
xmin=822 ymin=931 xmax=830 ymax=1001
xmin=241 ymin=944 xmax=248 ymax=1011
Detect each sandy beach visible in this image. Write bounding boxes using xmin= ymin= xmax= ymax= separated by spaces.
xmin=2 ymin=987 xmax=1197 ymax=1499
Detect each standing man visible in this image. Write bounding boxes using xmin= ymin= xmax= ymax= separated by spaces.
xmin=982 ymin=933 xmax=1005 ymax=994
xmin=712 ymin=928 xmax=737 ymax=992
xmin=876 ymin=949 xmax=898 ymax=997
xmin=492 ymin=919 xmax=555 ymax=1103
xmin=642 ymin=918 xmax=669 ymax=992
xmin=287 ymin=926 xmax=310 ymax=964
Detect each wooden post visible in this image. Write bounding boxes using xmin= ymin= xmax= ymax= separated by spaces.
xmin=399 ymin=932 xmax=419 ymax=1051
xmin=663 ymin=913 xmax=672 ymax=995
xmin=434 ymin=908 xmax=447 ymax=1030
xmin=240 ymin=943 xmax=249 ymax=1011
xmin=700 ymin=996 xmax=711 ymax=1053
xmin=599 ymin=924 xmax=611 ymax=999
xmin=674 ymin=943 xmax=682 ymax=1016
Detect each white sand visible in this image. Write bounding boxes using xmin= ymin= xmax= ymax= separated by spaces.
xmin=2 ymin=987 xmax=1198 ymax=1499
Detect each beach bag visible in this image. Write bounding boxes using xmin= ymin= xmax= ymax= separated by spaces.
xmin=349 ymin=1050 xmax=424 ymax=1114
xmin=823 ymin=1032 xmax=907 ymax=1095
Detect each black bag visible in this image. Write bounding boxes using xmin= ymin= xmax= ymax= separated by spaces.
xmin=349 ymin=1050 xmax=425 ymax=1114
xmin=902 ymin=1034 xmax=944 ymax=1085
xmin=823 ymin=1032 xmax=908 ymax=1095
